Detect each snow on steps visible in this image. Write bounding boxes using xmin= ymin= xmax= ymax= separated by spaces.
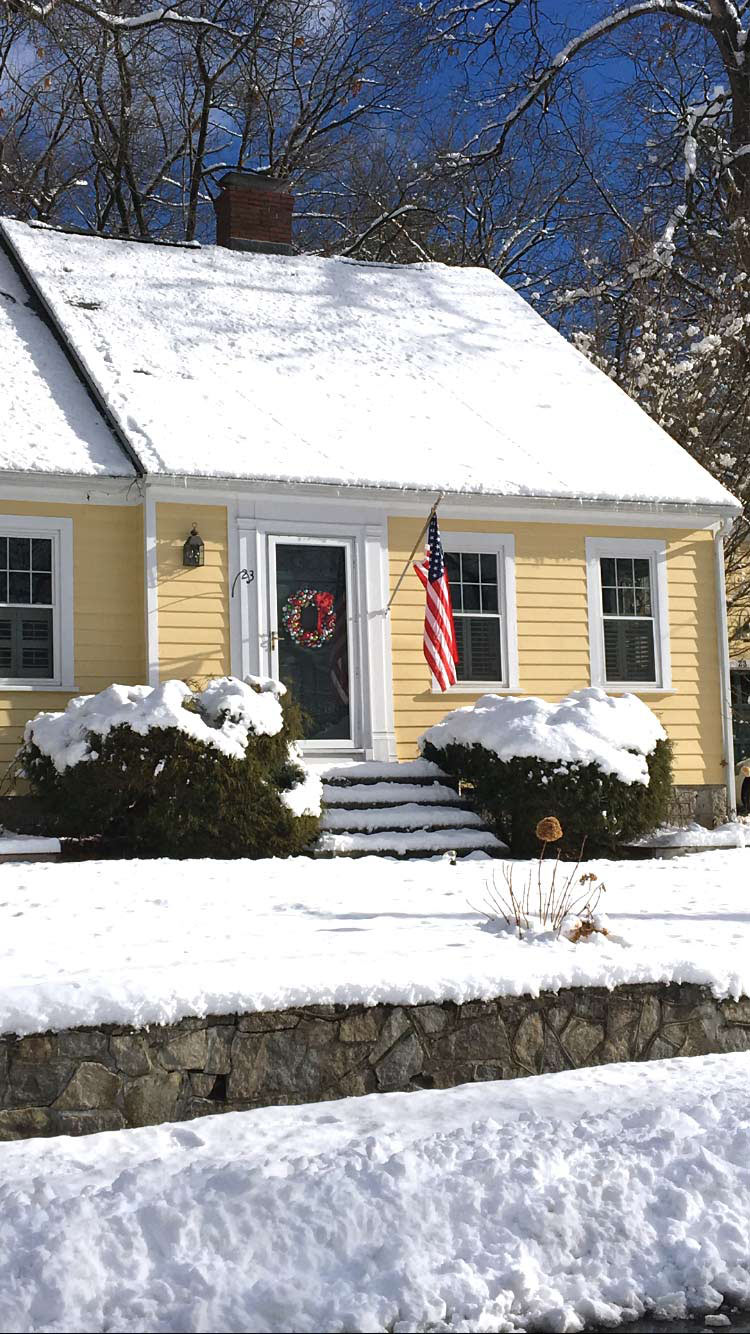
xmin=321 ymin=803 xmax=483 ymax=833
xmin=315 ymin=760 xmax=505 ymax=859
xmin=322 ymin=759 xmax=447 ymax=784
xmin=322 ymin=781 xmax=461 ymax=808
xmin=316 ymin=828 xmax=504 ymax=858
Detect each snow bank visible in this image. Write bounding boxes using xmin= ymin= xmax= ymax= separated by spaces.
xmin=1 ymin=1053 xmax=749 ymax=1333
xmin=420 ymin=687 xmax=666 ymax=785
xmin=0 ymin=833 xmax=60 ymax=857
xmin=2 ymin=850 xmax=749 ymax=1036
xmin=24 ymin=676 xmax=284 ymax=772
xmin=1 ymin=218 xmax=739 ymax=511
xmin=630 ymin=821 xmax=747 ymax=849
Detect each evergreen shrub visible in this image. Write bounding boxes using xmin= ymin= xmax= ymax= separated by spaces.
xmin=19 ymin=679 xmax=319 ymax=858
xmin=421 ymin=736 xmax=673 ymax=858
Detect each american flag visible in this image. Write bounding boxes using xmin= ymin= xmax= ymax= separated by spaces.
xmin=414 ymin=512 xmax=458 ymax=691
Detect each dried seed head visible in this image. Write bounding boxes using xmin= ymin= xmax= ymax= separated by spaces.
xmin=536 ymin=816 xmax=563 ymax=843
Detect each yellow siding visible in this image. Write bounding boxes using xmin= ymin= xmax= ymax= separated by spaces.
xmin=389 ymin=517 xmax=723 ymax=786
xmin=0 ymin=500 xmax=145 ymax=773
xmin=156 ymin=502 xmax=230 ymax=683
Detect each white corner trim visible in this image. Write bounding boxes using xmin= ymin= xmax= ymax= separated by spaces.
xmin=0 ymin=513 xmax=74 ymax=691
xmin=714 ymin=521 xmax=736 ymax=814
xmin=439 ymin=530 xmax=519 ymax=692
xmin=144 ymin=490 xmax=159 ymax=686
xmin=585 ymin=536 xmax=672 ymax=692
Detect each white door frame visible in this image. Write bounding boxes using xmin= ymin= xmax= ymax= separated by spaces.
xmin=233 ymin=509 xmax=396 ymax=762
xmin=267 ymin=532 xmax=360 ymax=752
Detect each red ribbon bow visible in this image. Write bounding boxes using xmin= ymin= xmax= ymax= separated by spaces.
xmin=314 ymin=590 xmax=334 ymax=634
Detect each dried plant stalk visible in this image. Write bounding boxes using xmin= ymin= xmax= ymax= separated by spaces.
xmin=477 ymin=832 xmax=605 ymax=940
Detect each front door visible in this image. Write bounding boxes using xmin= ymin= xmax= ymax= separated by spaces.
xmin=268 ymin=537 xmax=355 ymax=746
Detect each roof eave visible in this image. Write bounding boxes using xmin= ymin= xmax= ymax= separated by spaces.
xmin=145 ymin=471 xmax=742 ymax=525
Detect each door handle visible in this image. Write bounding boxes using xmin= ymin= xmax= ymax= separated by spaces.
xmin=270 ymin=631 xmax=284 ymax=650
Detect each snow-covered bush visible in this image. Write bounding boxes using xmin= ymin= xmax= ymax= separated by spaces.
xmin=420 ymin=688 xmax=672 ymax=857
xmin=20 ymin=676 xmax=321 ymax=858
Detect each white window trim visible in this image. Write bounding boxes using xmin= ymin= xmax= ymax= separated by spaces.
xmin=585 ymin=536 xmax=672 ymax=693
xmin=0 ymin=515 xmax=75 ymax=691
xmin=432 ymin=531 xmax=519 ymax=695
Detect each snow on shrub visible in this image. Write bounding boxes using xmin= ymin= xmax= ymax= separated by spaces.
xmin=20 ymin=676 xmax=321 ymax=859
xmin=420 ymin=688 xmax=673 ymax=857
xmin=26 ymin=677 xmax=285 ymax=773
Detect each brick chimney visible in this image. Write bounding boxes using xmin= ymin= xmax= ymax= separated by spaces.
xmin=214 ymin=170 xmax=294 ymax=255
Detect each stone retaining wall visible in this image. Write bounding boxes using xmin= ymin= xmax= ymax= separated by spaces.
xmin=2 ymin=981 xmax=749 ymax=1140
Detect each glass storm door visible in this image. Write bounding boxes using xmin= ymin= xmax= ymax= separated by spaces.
xmin=268 ymin=538 xmax=354 ymax=744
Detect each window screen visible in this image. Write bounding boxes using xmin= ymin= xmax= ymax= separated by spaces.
xmin=599 ymin=556 xmax=656 ymax=683
xmin=0 ymin=536 xmax=54 ymax=679
xmin=445 ymin=551 xmax=503 ymax=683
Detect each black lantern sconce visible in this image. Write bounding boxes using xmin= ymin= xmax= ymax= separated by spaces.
xmin=182 ymin=524 xmax=205 ymax=568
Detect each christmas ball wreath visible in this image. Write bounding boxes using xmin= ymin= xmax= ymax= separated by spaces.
xmin=282 ymin=588 xmax=336 ymax=649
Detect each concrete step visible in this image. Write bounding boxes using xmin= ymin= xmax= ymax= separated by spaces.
xmin=320 ymin=803 xmax=483 ymax=833
xmin=322 ymin=780 xmax=463 ymax=809
xmin=314 ymin=827 xmax=506 ymax=859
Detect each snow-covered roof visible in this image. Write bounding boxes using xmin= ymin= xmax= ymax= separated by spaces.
xmin=0 ymin=217 xmax=739 ymax=510
xmin=0 ymin=240 xmax=134 ymax=478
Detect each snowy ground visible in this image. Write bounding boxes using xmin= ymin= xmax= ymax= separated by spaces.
xmin=629 ymin=821 xmax=747 ymax=849
xmin=1 ymin=850 xmax=749 ymax=1036
xmin=1 ymin=1052 xmax=748 ymax=1333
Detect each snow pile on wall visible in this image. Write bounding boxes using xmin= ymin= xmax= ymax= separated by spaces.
xmin=421 ymin=687 xmax=666 ymax=785
xmin=24 ymin=676 xmax=285 ymax=773
xmin=3 ymin=851 xmax=750 ymax=1038
xmin=0 ymin=1053 xmax=748 ymax=1333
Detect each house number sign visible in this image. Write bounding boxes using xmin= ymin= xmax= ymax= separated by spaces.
xmin=231 ymin=568 xmax=255 ymax=597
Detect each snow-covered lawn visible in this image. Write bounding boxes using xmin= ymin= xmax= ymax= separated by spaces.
xmin=2 ymin=850 xmax=749 ymax=1037
xmin=1 ymin=1052 xmax=748 ymax=1333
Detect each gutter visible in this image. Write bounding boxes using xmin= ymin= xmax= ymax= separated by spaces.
xmin=148 ymin=471 xmax=741 ymax=525
xmin=0 ymin=222 xmax=145 ymax=481
xmin=714 ymin=517 xmax=737 ymax=816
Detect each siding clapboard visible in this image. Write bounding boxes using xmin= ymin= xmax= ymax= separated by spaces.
xmin=388 ymin=517 xmax=723 ymax=786
xmin=0 ymin=500 xmax=146 ymax=773
xmin=155 ymin=502 xmax=230 ymax=684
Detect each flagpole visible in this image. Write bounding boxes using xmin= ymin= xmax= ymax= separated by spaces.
xmin=385 ymin=492 xmax=444 ymax=614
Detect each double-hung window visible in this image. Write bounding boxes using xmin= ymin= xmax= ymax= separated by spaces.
xmin=0 ymin=517 xmax=74 ymax=689
xmin=586 ymin=537 xmax=671 ymax=690
xmin=442 ymin=535 xmax=518 ymax=689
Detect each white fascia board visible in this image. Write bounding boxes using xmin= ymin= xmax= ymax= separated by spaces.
xmin=144 ymin=477 xmax=739 ymax=530
xmin=0 ymin=474 xmax=142 ymax=505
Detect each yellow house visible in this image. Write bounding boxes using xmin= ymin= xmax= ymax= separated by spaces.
xmin=0 ymin=175 xmax=741 ymax=823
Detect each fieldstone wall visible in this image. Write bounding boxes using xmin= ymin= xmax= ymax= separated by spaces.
xmin=668 ymin=783 xmax=728 ymax=827
xmin=1 ymin=981 xmax=749 ymax=1140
